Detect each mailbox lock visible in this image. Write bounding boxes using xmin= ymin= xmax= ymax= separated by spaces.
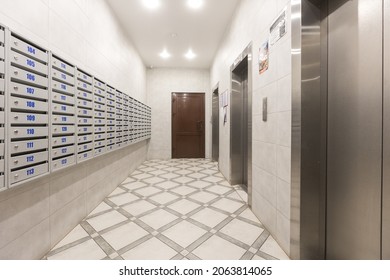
xmin=14 ymin=100 xmax=18 ymax=105
xmin=14 ymin=56 xmax=18 ymax=61
xmin=14 ymin=145 xmax=18 ymax=148
xmin=13 ymin=86 xmax=18 ymax=90
xmin=14 ymin=174 xmax=19 ymax=178
xmin=14 ymin=160 xmax=18 ymax=164
xmin=14 ymin=70 xmax=18 ymax=75
xmin=14 ymin=116 xmax=18 ymax=120
xmin=13 ymin=41 xmax=18 ymax=46
xmin=14 ymin=130 xmax=19 ymax=134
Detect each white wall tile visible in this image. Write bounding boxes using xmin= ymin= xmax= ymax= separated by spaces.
xmin=252 ymin=191 xmax=277 ymax=236
xmin=277 ymin=178 xmax=291 ymax=218
xmin=277 ymin=145 xmax=291 ymax=183
xmin=277 ymin=111 xmax=291 ymax=147
xmin=252 ymin=166 xmax=277 ymax=206
xmin=252 ymin=141 xmax=277 ymax=175
xmin=277 ymin=74 xmax=292 ymax=112
xmin=276 ymin=211 xmax=290 ymax=255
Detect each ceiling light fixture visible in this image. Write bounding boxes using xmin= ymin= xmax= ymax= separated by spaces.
xmin=142 ymin=0 xmax=161 ymax=10
xmin=185 ymin=49 xmax=196 ymax=60
xmin=160 ymin=49 xmax=171 ymax=59
xmin=187 ymin=0 xmax=204 ymax=9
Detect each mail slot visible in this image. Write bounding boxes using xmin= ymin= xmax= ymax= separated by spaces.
xmin=94 ymin=87 xmax=105 ymax=97
xmin=10 ymin=162 xmax=49 ymax=184
xmin=52 ymin=125 xmax=75 ymax=135
xmin=10 ymin=112 xmax=48 ymax=125
xmin=11 ymin=66 xmax=48 ymax=88
xmin=51 ymin=56 xmax=74 ymax=76
xmin=78 ymin=117 xmax=94 ymax=125
xmin=9 ymin=82 xmax=48 ymax=101
xmin=93 ymin=79 xmax=105 ymax=90
xmin=94 ymin=95 xmax=105 ymax=104
xmin=52 ymin=145 xmax=75 ymax=158
xmin=94 ymin=111 xmax=106 ymax=118
xmin=77 ymin=134 xmax=93 ymax=144
xmin=52 ymin=154 xmax=75 ymax=171
xmin=94 ymin=133 xmax=106 ymax=141
xmin=94 ymin=126 xmax=106 ymax=133
xmin=52 ymin=68 xmax=75 ymax=85
xmin=10 ymin=126 xmax=48 ymax=139
xmin=76 ymin=71 xmax=92 ymax=84
xmin=77 ymin=125 xmax=93 ymax=134
xmin=52 ymin=115 xmax=76 ymax=124
xmin=11 ymin=151 xmax=48 ymax=169
xmin=52 ymin=81 xmax=74 ymax=95
xmin=11 ymin=50 xmax=48 ymax=76
xmin=77 ymin=142 xmax=93 ymax=153
xmin=52 ymin=92 xmax=75 ymax=105
xmin=94 ymin=103 xmax=106 ymax=111
xmin=94 ymin=139 xmax=106 ymax=148
xmin=51 ymin=135 xmax=75 ymax=147
xmin=10 ymin=35 xmax=48 ymax=63
xmin=76 ymin=90 xmax=93 ymax=101
xmin=94 ymin=118 xmax=105 ymax=125
xmin=77 ymin=150 xmax=93 ymax=162
xmin=52 ymin=103 xmax=75 ymax=115
xmin=94 ymin=147 xmax=106 ymax=156
xmin=11 ymin=139 xmax=48 ymax=155
xmin=77 ymin=99 xmax=93 ymax=109
xmin=77 ymin=81 xmax=92 ymax=92
xmin=77 ymin=108 xmax=93 ymax=117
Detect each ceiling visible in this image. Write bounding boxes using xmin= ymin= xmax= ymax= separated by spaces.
xmin=106 ymin=0 xmax=241 ymax=69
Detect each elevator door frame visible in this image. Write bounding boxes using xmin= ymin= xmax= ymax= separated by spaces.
xmin=212 ymin=84 xmax=219 ymax=162
xmin=229 ymin=43 xmax=252 ymax=206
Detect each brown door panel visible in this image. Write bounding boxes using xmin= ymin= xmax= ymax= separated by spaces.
xmin=172 ymin=92 xmax=205 ymax=158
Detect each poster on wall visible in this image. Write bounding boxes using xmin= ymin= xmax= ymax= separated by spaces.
xmin=258 ymin=40 xmax=269 ymax=75
xmin=270 ymin=9 xmax=287 ymax=45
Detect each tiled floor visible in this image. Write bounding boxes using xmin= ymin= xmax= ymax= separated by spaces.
xmin=44 ymin=159 xmax=289 ymax=260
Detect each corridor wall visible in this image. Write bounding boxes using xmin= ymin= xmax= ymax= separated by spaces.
xmin=211 ymin=0 xmax=292 ymax=255
xmin=0 ymin=0 xmax=147 ymax=259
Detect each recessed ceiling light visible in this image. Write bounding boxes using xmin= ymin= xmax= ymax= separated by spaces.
xmin=142 ymin=0 xmax=161 ymax=10
xmin=185 ymin=49 xmax=196 ymax=60
xmin=187 ymin=0 xmax=204 ymax=9
xmin=160 ymin=49 xmax=171 ymax=59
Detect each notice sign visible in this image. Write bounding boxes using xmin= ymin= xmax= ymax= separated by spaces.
xmin=270 ymin=9 xmax=286 ymax=45
xmin=258 ymin=40 xmax=269 ymax=75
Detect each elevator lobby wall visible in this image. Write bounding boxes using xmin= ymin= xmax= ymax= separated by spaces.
xmin=0 ymin=0 xmax=147 ymax=259
xmin=146 ymin=68 xmax=211 ymax=160
xmin=211 ymin=0 xmax=293 ymax=254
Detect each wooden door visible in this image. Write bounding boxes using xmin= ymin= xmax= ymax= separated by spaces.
xmin=172 ymin=92 xmax=205 ymax=158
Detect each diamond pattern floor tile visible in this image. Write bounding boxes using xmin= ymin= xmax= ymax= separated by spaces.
xmin=46 ymin=159 xmax=288 ymax=261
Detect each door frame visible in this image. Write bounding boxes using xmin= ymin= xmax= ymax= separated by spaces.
xmin=212 ymin=83 xmax=219 ymax=162
xmin=171 ymin=92 xmax=206 ymax=158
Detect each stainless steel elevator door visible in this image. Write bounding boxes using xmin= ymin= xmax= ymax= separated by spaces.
xmin=230 ymin=58 xmax=248 ymax=189
xmin=212 ymin=89 xmax=219 ymax=162
xmin=327 ymin=0 xmax=383 ymax=259
xmin=383 ymin=0 xmax=390 ymax=260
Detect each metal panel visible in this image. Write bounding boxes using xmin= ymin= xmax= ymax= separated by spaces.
xmin=94 ymin=139 xmax=106 ymax=148
xmin=94 ymin=95 xmax=105 ymax=104
xmin=51 ymin=56 xmax=74 ymax=76
xmin=10 ymin=126 xmax=49 ymax=139
xmin=327 ymin=0 xmax=382 ymax=259
xmin=52 ymin=125 xmax=75 ymax=135
xmin=10 ymin=162 xmax=48 ymax=184
xmin=10 ymin=50 xmax=48 ymax=75
xmin=229 ymin=43 xmax=252 ymax=205
xmin=10 ymin=151 xmax=48 ymax=169
xmin=76 ymin=71 xmax=93 ymax=84
xmin=52 ymin=145 xmax=75 ymax=158
xmin=11 ymin=139 xmax=49 ymax=154
xmin=77 ymin=81 xmax=92 ymax=92
xmin=78 ymin=117 xmax=94 ymax=125
xmin=77 ymin=125 xmax=93 ymax=134
xmin=52 ymin=114 xmax=76 ymax=124
xmin=0 ymin=29 xmax=4 ymax=43
xmin=10 ymin=82 xmax=48 ymax=100
xmin=0 ymin=46 xmax=4 ymax=61
xmin=52 ymin=103 xmax=75 ymax=115
xmin=51 ymin=68 xmax=74 ymax=84
xmin=94 ymin=133 xmax=106 ymax=141
xmin=94 ymin=103 xmax=105 ymax=111
xmin=94 ymin=147 xmax=106 ymax=156
xmin=77 ymin=150 xmax=93 ymax=162
xmin=77 ymin=134 xmax=93 ymax=144
xmin=94 ymin=126 xmax=106 ymax=133
xmin=52 ymin=92 xmax=75 ymax=105
xmin=94 ymin=118 xmax=105 ymax=125
xmin=10 ymin=112 xmax=48 ymax=125
xmin=10 ymin=35 xmax=48 ymax=63
xmin=77 ymin=142 xmax=93 ymax=153
xmin=51 ymin=81 xmax=74 ymax=95
xmin=52 ymin=155 xmax=75 ymax=171
xmin=77 ymin=99 xmax=93 ymax=109
xmin=52 ymin=135 xmax=75 ymax=148
xmin=77 ymin=108 xmax=93 ymax=117
xmin=94 ymin=111 xmax=106 ymax=118
xmin=10 ymin=96 xmax=49 ymax=112
xmin=383 ymin=0 xmax=390 ymax=260
xmin=76 ymin=90 xmax=93 ymax=101
xmin=10 ymin=66 xmax=48 ymax=88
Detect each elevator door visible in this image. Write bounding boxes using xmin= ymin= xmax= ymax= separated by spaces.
xmin=212 ymin=88 xmax=219 ymax=162
xmin=327 ymin=0 xmax=383 ymax=259
xmin=230 ymin=58 xmax=249 ymax=190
